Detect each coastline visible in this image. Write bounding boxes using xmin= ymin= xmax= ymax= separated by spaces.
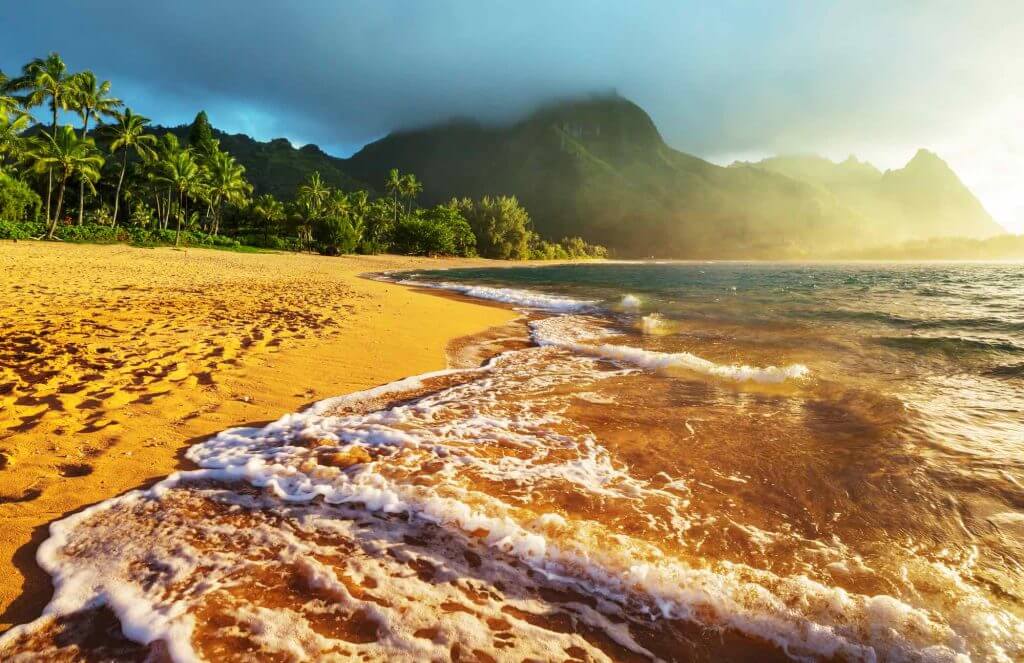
xmin=0 ymin=242 xmax=518 ymax=632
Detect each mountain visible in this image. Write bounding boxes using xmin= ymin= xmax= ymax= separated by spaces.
xmin=342 ymin=94 xmax=1001 ymax=257
xmin=746 ymin=151 xmax=1001 ymax=243
xmin=157 ymin=125 xmax=371 ymax=199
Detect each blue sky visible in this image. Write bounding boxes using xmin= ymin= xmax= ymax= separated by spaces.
xmin=3 ymin=1 xmax=1021 ymax=231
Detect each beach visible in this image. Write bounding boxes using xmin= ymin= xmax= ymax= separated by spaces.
xmin=0 ymin=242 xmax=516 ymax=632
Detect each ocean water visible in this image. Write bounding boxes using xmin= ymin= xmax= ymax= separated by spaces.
xmin=4 ymin=262 xmax=1024 ymax=662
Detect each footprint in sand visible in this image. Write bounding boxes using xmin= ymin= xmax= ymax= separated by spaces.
xmin=57 ymin=463 xmax=94 ymax=478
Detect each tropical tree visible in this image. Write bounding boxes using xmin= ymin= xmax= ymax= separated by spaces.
xmin=155 ymin=148 xmax=201 ymax=245
xmin=148 ymin=133 xmax=181 ymax=229
xmin=30 ymin=126 xmax=105 ymax=238
xmin=106 ymin=108 xmax=156 ymax=223
xmin=0 ymin=70 xmax=27 ymax=120
xmin=7 ymin=53 xmax=75 ymax=222
xmin=384 ymin=168 xmax=403 ymax=226
xmin=72 ymin=71 xmax=121 ymax=224
xmin=296 ymin=171 xmax=329 ymax=220
xmin=458 ymin=195 xmax=533 ymax=259
xmin=252 ymin=193 xmax=285 ymax=243
xmin=400 ymin=172 xmax=423 ymax=214
xmin=188 ymin=111 xmax=215 ymax=151
xmin=0 ymin=111 xmax=32 ymax=172
xmin=203 ymin=148 xmax=251 ymax=235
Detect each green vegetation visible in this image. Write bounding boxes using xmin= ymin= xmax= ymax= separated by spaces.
xmin=0 ymin=52 xmax=606 ymax=259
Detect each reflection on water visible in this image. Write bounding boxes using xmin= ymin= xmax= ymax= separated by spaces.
xmin=2 ymin=263 xmax=1023 ymax=661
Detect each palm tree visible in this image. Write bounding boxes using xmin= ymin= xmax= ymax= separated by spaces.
xmin=72 ymin=71 xmax=121 ymax=225
xmin=0 ymin=70 xmax=25 ymax=120
xmin=31 ymin=126 xmax=105 ymax=238
xmin=252 ymin=193 xmax=285 ymax=243
xmin=327 ymin=189 xmax=350 ymax=218
xmin=297 ymin=171 xmax=330 ymax=220
xmin=401 ymin=173 xmax=423 ymax=214
xmin=148 ymin=133 xmax=181 ymax=229
xmin=106 ymin=108 xmax=156 ymax=223
xmin=156 ymin=148 xmax=201 ymax=246
xmin=0 ymin=110 xmax=32 ymax=172
xmin=203 ymin=149 xmax=251 ymax=235
xmin=384 ymin=168 xmax=403 ymax=226
xmin=8 ymin=53 xmax=75 ymax=222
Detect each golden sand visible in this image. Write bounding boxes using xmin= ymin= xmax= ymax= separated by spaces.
xmin=0 ymin=241 xmax=515 ymax=631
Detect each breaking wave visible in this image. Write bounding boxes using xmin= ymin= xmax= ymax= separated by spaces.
xmin=531 ymin=316 xmax=810 ymax=384
xmin=400 ymin=280 xmax=594 ymax=312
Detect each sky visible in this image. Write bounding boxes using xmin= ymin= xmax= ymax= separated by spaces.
xmin=3 ymin=1 xmax=1022 ymax=231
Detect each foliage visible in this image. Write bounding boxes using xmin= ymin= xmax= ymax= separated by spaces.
xmin=392 ymin=203 xmax=476 ymax=257
xmin=457 ymin=195 xmax=532 ymax=260
xmin=314 ymin=215 xmax=360 ymax=254
xmin=0 ymin=173 xmax=41 ymax=222
xmin=188 ymin=111 xmax=214 ymax=150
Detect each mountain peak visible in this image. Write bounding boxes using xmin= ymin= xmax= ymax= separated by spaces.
xmin=904 ymin=148 xmax=949 ymax=172
xmin=523 ymin=93 xmax=665 ymax=148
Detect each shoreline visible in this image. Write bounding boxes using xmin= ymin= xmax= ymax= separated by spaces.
xmin=0 ymin=242 xmax=519 ymax=632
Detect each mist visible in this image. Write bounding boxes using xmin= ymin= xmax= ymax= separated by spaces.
xmin=3 ymin=1 xmax=1021 ymax=230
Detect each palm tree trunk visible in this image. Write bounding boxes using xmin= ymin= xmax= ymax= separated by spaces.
xmin=153 ymin=193 xmax=162 ymax=228
xmin=46 ymin=101 xmax=58 ymax=225
xmin=78 ymin=114 xmax=91 ymax=226
xmin=49 ymin=176 xmax=68 ymax=239
xmin=114 ymin=149 xmax=128 ymax=224
xmin=45 ymin=170 xmax=53 ymax=223
xmin=175 ymin=191 xmax=183 ymax=247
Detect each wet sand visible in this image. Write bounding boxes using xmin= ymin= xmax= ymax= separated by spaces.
xmin=0 ymin=242 xmax=516 ymax=632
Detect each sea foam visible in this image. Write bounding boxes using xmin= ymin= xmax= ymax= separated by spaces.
xmin=531 ymin=316 xmax=810 ymax=384
xmin=400 ymin=279 xmax=594 ymax=312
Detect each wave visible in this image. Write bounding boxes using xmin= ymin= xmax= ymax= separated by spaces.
xmin=532 ymin=316 xmax=810 ymax=384
xmin=877 ymin=335 xmax=1023 ymax=356
xmin=984 ymin=363 xmax=1024 ymax=378
xmin=815 ymin=308 xmax=1024 ymax=333
xmin=400 ymin=279 xmax=594 ymax=312
xmin=8 ymin=350 xmax=1018 ymax=662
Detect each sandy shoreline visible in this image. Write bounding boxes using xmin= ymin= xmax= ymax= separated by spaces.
xmin=0 ymin=242 xmax=517 ymax=632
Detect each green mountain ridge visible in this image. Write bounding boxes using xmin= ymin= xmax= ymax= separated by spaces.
xmin=341 ymin=95 xmax=1001 ymax=257
xmin=155 ymin=124 xmax=371 ymax=199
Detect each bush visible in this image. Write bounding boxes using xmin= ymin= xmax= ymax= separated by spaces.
xmin=314 ymin=216 xmax=360 ymax=255
xmin=457 ymin=195 xmax=532 ymax=260
xmin=0 ymin=219 xmax=44 ymax=240
xmin=392 ymin=205 xmax=477 ymax=257
xmin=0 ymin=174 xmax=42 ymax=223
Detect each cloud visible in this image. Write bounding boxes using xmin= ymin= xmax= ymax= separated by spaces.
xmin=3 ymin=1 xmax=1021 ymax=229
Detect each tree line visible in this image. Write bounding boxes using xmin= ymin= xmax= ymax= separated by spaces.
xmin=0 ymin=52 xmax=607 ymax=259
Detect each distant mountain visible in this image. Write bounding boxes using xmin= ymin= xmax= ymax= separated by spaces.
xmin=156 ymin=125 xmax=371 ymax=199
xmin=745 ymin=151 xmax=1001 ymax=243
xmin=342 ymin=95 xmax=1001 ymax=257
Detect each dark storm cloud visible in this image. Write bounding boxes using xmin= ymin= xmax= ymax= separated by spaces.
xmin=3 ymin=1 xmax=1022 ymax=226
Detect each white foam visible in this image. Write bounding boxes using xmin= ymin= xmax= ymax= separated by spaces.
xmin=532 ymin=316 xmax=810 ymax=384
xmin=401 ymin=280 xmax=594 ymax=312
xmin=640 ymin=313 xmax=667 ymax=334
xmin=620 ymin=294 xmax=641 ymax=311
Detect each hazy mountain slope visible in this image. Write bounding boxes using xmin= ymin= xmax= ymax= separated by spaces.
xmin=749 ymin=152 xmax=1001 ymax=242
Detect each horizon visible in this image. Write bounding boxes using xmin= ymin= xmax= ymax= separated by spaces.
xmin=3 ymin=1 xmax=1021 ymax=233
